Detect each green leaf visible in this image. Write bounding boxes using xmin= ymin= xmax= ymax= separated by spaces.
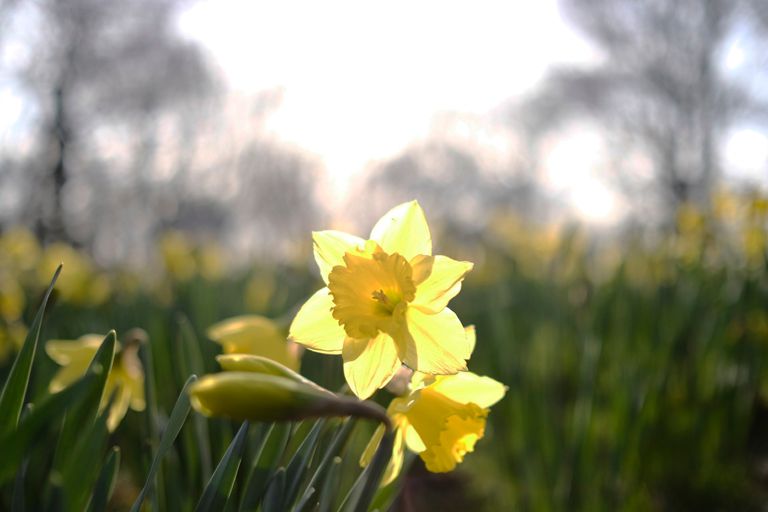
xmin=87 ymin=447 xmax=121 ymax=512
xmin=49 ymin=331 xmax=116 ymax=492
xmin=262 ymin=467 xmax=286 ymax=512
xmin=58 ymin=404 xmax=111 ymax=511
xmin=283 ymin=419 xmax=325 ymax=508
xmin=195 ymin=421 xmax=249 ymax=512
xmin=11 ymin=404 xmax=33 ymax=512
xmin=238 ymin=422 xmax=291 ymax=512
xmin=0 ymin=374 xmax=95 ymax=484
xmin=0 ymin=264 xmax=61 ymax=436
xmin=341 ymin=429 xmax=394 ymax=512
xmin=318 ymin=457 xmax=342 ymax=512
xmin=130 ymin=374 xmax=198 ymax=512
xmin=297 ymin=418 xmax=356 ymax=509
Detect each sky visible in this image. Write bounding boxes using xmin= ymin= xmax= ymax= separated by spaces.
xmin=177 ymin=0 xmax=628 ymax=220
xmin=2 ymin=1 xmax=765 ymax=225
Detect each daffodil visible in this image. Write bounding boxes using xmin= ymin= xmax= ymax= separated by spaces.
xmin=361 ymin=365 xmax=506 ymax=484
xmin=289 ymin=201 xmax=474 ymax=399
xmin=207 ymin=315 xmax=301 ymax=371
xmin=46 ymin=332 xmax=146 ymax=431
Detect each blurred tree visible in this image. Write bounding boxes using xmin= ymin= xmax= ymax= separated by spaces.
xmin=352 ymin=137 xmax=542 ymax=242
xmin=9 ymin=0 xmax=214 ymax=244
xmin=517 ymin=0 xmax=768 ymax=223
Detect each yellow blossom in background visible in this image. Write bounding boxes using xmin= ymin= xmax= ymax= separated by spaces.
xmin=37 ymin=243 xmax=111 ymax=306
xmin=197 ymin=242 xmax=226 ymax=281
xmin=361 ymin=330 xmax=506 ymax=484
xmin=46 ymin=332 xmax=146 ymax=431
xmin=0 ymin=273 xmax=25 ymax=322
xmin=0 ymin=322 xmax=26 ymax=363
xmin=159 ymin=231 xmax=197 ymax=282
xmin=208 ymin=315 xmax=301 ymax=371
xmin=289 ymin=200 xmax=474 ymax=399
xmin=245 ymin=272 xmax=277 ymax=312
xmin=0 ymin=227 xmax=41 ymax=273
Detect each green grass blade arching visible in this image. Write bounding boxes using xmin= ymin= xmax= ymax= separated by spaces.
xmin=130 ymin=374 xmax=198 ymax=512
xmin=194 ymin=421 xmax=249 ymax=512
xmin=0 ymin=264 xmax=61 ymax=436
xmin=87 ymin=446 xmax=121 ymax=512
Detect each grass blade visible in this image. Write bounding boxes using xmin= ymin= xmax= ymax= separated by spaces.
xmin=0 ymin=264 xmax=61 ymax=436
xmin=0 ymin=374 xmax=94 ymax=484
xmin=283 ymin=419 xmax=325 ymax=508
xmin=195 ymin=421 xmax=250 ymax=512
xmin=130 ymin=374 xmax=198 ymax=512
xmin=238 ymin=422 xmax=291 ymax=511
xmin=87 ymin=446 xmax=121 ymax=512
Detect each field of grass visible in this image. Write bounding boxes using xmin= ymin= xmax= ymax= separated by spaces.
xmin=1 ymin=192 xmax=767 ymax=511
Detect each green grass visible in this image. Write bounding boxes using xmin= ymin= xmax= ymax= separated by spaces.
xmin=1 ymin=211 xmax=767 ymax=510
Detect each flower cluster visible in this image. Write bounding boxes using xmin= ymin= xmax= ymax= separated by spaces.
xmin=288 ymin=201 xmax=506 ymax=479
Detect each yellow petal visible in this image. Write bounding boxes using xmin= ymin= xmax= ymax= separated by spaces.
xmin=359 ymin=423 xmax=407 ymax=487
xmin=404 ymin=424 xmax=426 ymax=452
xmin=106 ymin=384 xmax=131 ymax=432
xmin=45 ymin=335 xmax=104 ymax=365
xmin=49 ymin=361 xmax=91 ymax=393
xmin=431 ymin=372 xmax=507 ymax=409
xmin=342 ymin=332 xmax=401 ymax=399
xmin=288 ymin=288 xmax=345 ymax=354
xmin=403 ymin=307 xmax=470 ymax=374
xmin=360 ymin=423 xmax=386 ymax=467
xmin=312 ymin=230 xmax=366 ymax=284
xmin=382 ymin=427 xmax=406 ymax=486
xmin=412 ymin=256 xmax=473 ymax=312
xmin=369 ymin=201 xmax=432 ymax=260
xmin=464 ymin=325 xmax=476 ymax=358
xmin=207 ymin=315 xmax=298 ymax=371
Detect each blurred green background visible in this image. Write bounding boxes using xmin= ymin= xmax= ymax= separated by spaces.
xmin=2 ymin=190 xmax=768 ymax=510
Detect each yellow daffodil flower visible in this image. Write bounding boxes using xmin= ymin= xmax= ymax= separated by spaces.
xmin=289 ymin=201 xmax=474 ymax=399
xmin=361 ymin=367 xmax=506 ymax=485
xmin=207 ymin=315 xmax=301 ymax=371
xmin=46 ymin=332 xmax=146 ymax=431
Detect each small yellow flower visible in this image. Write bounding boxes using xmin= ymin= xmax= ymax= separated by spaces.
xmin=289 ymin=201 xmax=474 ymax=399
xmin=361 ymin=365 xmax=506 ymax=485
xmin=46 ymin=332 xmax=146 ymax=431
xmin=207 ymin=315 xmax=301 ymax=371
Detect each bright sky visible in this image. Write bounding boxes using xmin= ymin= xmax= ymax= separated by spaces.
xmin=2 ymin=1 xmax=764 ymax=225
xmin=178 ymin=0 xmax=619 ymax=218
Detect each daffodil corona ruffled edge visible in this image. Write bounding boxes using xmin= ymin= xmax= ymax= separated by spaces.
xmin=289 ymin=200 xmax=475 ymax=399
xmin=361 ymin=368 xmax=507 ymax=485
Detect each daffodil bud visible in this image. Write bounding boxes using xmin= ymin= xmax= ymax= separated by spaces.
xmin=189 ymin=372 xmax=390 ymax=425
xmin=215 ymin=354 xmax=327 ymax=393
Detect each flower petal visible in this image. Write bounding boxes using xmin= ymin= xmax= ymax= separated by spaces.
xmin=313 ymin=230 xmax=365 ymax=284
xmin=45 ymin=335 xmax=103 ymax=365
xmin=207 ymin=315 xmax=298 ymax=371
xmin=369 ymin=201 xmax=432 ymax=260
xmin=403 ymin=307 xmax=470 ymax=374
xmin=412 ymin=256 xmax=473 ymax=312
xmin=404 ymin=424 xmax=426 ymax=452
xmin=431 ymin=372 xmax=507 ymax=409
xmin=342 ymin=332 xmax=401 ymax=399
xmin=289 ymin=288 xmax=345 ymax=354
